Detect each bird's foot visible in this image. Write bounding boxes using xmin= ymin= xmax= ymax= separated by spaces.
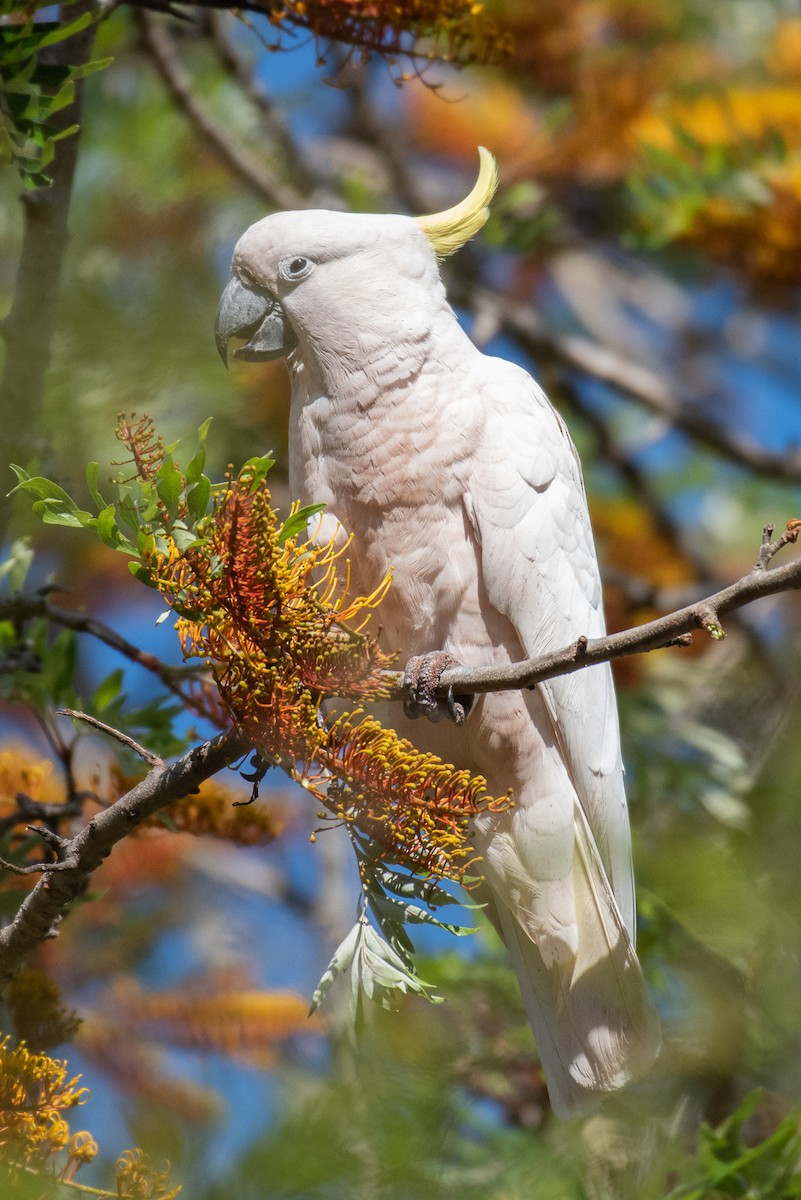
xmin=402 ymin=652 xmax=475 ymax=726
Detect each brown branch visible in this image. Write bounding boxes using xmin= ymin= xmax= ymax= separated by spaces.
xmin=0 ymin=726 xmax=250 ymax=991
xmin=57 ymin=708 xmax=164 ymax=766
xmin=207 ymin=10 xmax=313 ymax=202
xmin=0 ymin=591 xmax=197 ymax=702
xmin=136 ymin=10 xmax=301 ymax=210
xmin=383 ymin=525 xmax=801 ymax=700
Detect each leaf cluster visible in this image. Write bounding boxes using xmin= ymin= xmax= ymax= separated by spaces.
xmin=0 ymin=2 xmax=108 ymax=188
xmin=11 ymin=413 xmax=222 ymax=586
xmin=312 ymin=834 xmax=476 ymax=1023
xmin=265 ymin=0 xmax=512 ymax=74
xmin=665 ymin=1090 xmax=801 ymax=1199
xmin=627 ymin=122 xmax=786 ymax=250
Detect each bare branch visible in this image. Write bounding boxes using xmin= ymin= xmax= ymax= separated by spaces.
xmin=57 ymin=708 xmax=164 ymax=766
xmin=0 ymin=591 xmax=197 ymax=702
xmin=0 ymin=726 xmax=249 ymax=991
xmin=755 ymin=519 xmax=801 ymax=569
xmin=136 ymin=10 xmax=301 ymax=210
xmin=382 ymin=528 xmax=801 ymax=700
xmin=207 ymin=11 xmax=313 ymax=202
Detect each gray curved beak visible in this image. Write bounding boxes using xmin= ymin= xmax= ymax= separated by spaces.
xmin=215 ymin=275 xmax=297 ymax=367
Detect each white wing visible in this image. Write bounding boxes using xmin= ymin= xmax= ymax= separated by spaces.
xmin=466 ymin=356 xmax=659 ymax=1114
xmin=471 ymin=355 xmax=635 ymax=936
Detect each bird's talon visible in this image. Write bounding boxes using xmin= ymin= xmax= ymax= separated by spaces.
xmin=446 ymin=685 xmax=475 ymax=726
xmin=403 ymin=652 xmax=474 ymax=726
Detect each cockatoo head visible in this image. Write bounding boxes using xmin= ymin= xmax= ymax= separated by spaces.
xmin=215 ymin=148 xmax=498 ymax=369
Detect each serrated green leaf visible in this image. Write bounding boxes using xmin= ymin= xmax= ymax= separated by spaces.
xmin=368 ymin=890 xmax=475 ymax=937
xmin=367 ymin=862 xmax=458 ymax=910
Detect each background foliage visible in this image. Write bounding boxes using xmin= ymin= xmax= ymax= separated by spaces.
xmin=3 ymin=0 xmax=801 ymax=1196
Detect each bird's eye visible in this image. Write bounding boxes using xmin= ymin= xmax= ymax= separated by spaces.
xmin=279 ymin=256 xmax=314 ymax=282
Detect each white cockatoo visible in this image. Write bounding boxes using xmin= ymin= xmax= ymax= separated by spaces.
xmin=215 ymin=149 xmax=660 ymax=1117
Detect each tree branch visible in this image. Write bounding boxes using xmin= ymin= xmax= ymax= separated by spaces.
xmin=0 ymin=591 xmax=199 ymax=702
xmin=136 ymin=9 xmax=306 ymax=210
xmin=206 ymin=10 xmax=313 ymax=202
xmin=383 ymin=525 xmax=801 ymax=700
xmin=58 ymin=708 xmax=164 ymax=766
xmin=0 ymin=726 xmax=249 ymax=991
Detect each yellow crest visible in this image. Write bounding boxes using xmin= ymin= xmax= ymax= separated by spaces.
xmin=416 ymin=147 xmax=499 ymax=258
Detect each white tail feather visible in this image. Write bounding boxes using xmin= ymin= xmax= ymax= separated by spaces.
xmin=494 ymin=812 xmax=660 ymax=1118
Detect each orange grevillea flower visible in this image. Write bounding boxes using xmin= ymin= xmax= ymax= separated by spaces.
xmin=136 ymin=451 xmax=509 ymax=884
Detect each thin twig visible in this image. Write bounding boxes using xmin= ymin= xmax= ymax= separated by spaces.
xmin=57 ymin=708 xmax=164 ymax=766
xmin=755 ymin=519 xmax=801 ymax=569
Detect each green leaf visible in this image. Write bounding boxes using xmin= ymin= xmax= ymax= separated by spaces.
xmin=278 ymin=504 xmax=326 ymax=546
xmin=128 ymin=561 xmax=157 ymax=588
xmin=367 ymin=862 xmax=459 ymax=911
xmin=35 ymin=10 xmax=94 ymax=49
xmin=8 ymin=468 xmax=94 ymax=528
xmin=185 ymin=418 xmax=212 ymax=484
xmin=156 ymin=458 xmax=183 ymax=511
xmin=34 ymin=500 xmax=93 ymax=528
xmin=85 ymin=462 xmax=106 ymax=510
xmin=187 ymin=475 xmax=211 ymax=522
xmin=353 ymin=923 xmax=444 ymax=1011
xmin=92 ymin=668 xmax=124 ymax=713
xmin=7 ymin=467 xmax=69 ymax=501
xmin=368 ymin=890 xmax=476 ymax=937
xmin=241 ymin=455 xmax=275 ymax=492
xmin=171 ymin=523 xmax=201 ymax=552
xmin=94 ymin=503 xmax=128 ymax=550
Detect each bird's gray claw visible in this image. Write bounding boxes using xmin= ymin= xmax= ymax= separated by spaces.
xmin=403 ymin=652 xmax=475 ymax=726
